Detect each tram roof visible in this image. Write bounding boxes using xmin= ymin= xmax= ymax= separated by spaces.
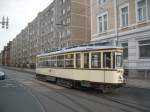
xmin=37 ymin=46 xmax=123 ymax=57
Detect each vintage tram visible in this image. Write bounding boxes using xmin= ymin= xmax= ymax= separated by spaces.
xmin=36 ymin=45 xmax=125 ymax=91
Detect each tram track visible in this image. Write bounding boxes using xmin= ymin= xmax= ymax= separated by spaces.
xmin=2 ymin=68 xmax=92 ymax=112
xmin=30 ymin=89 xmax=80 ymax=112
xmin=14 ymin=78 xmax=91 ymax=112
xmin=102 ymin=95 xmax=150 ymax=109
xmin=34 ymin=79 xmax=150 ymax=112
xmin=2 ymin=68 xmax=150 ymax=112
xmin=32 ymin=80 xmax=93 ymax=112
xmin=102 ymin=96 xmax=150 ymax=112
xmin=33 ymin=80 xmax=131 ymax=112
xmin=15 ymin=80 xmax=48 ymax=112
xmin=66 ymin=89 xmax=150 ymax=112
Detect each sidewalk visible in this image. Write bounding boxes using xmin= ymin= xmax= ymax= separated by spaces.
xmin=127 ymin=78 xmax=150 ymax=89
xmin=1 ymin=66 xmax=35 ymax=74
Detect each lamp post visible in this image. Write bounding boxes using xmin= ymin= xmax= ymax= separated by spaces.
xmin=0 ymin=16 xmax=9 ymax=29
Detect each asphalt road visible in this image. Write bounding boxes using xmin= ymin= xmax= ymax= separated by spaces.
xmin=0 ymin=68 xmax=150 ymax=112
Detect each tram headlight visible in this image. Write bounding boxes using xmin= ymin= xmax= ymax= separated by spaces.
xmin=118 ymin=75 xmax=123 ymax=81
xmin=119 ymin=76 xmax=123 ymax=79
xmin=117 ymin=70 xmax=123 ymax=73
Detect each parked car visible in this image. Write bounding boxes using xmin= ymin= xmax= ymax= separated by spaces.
xmin=0 ymin=71 xmax=5 ymax=80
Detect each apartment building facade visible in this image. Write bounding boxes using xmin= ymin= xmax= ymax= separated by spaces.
xmin=1 ymin=41 xmax=12 ymax=66
xmin=9 ymin=0 xmax=91 ymax=68
xmin=21 ymin=27 xmax=30 ymax=68
xmin=55 ymin=0 xmax=91 ymax=48
xmin=91 ymin=0 xmax=150 ymax=79
xmin=38 ymin=2 xmax=55 ymax=53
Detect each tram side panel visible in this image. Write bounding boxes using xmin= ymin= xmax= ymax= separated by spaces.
xmin=99 ymin=70 xmax=124 ymax=84
xmin=36 ymin=68 xmax=90 ymax=81
xmin=36 ymin=68 xmax=123 ymax=84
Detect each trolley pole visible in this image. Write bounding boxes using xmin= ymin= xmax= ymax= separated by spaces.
xmin=115 ymin=0 xmax=119 ymax=46
xmin=0 ymin=16 xmax=9 ymax=29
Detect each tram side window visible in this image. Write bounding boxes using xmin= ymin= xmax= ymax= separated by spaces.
xmin=103 ymin=52 xmax=111 ymax=68
xmin=65 ymin=54 xmax=74 ymax=68
xmin=38 ymin=61 xmax=46 ymax=68
xmin=44 ymin=61 xmax=49 ymax=67
xmin=84 ymin=53 xmax=89 ymax=68
xmin=37 ymin=61 xmax=42 ymax=68
xmin=91 ymin=52 xmax=101 ymax=68
xmin=37 ymin=57 xmax=42 ymax=68
xmin=57 ymin=55 xmax=64 ymax=67
xmin=51 ymin=56 xmax=57 ymax=67
xmin=76 ymin=53 xmax=81 ymax=68
xmin=37 ymin=57 xmax=51 ymax=68
xmin=113 ymin=52 xmax=115 ymax=69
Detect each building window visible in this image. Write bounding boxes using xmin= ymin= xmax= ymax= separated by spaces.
xmin=120 ymin=6 xmax=129 ymax=27
xmin=62 ymin=0 xmax=66 ymax=4
xmin=91 ymin=52 xmax=101 ymax=68
xmin=62 ymin=9 xmax=66 ymax=15
xmin=51 ymin=7 xmax=54 ymax=12
xmin=63 ymin=20 xmax=66 ymax=25
xmin=62 ymin=30 xmax=66 ymax=38
xmin=67 ymin=6 xmax=71 ymax=12
xmin=50 ymin=27 xmax=54 ymax=32
xmin=67 ymin=29 xmax=71 ymax=36
xmin=122 ymin=43 xmax=128 ymax=59
xmin=98 ymin=0 xmax=107 ymax=5
xmin=137 ymin=0 xmax=147 ymax=22
xmin=67 ymin=17 xmax=70 ymax=24
xmin=98 ymin=13 xmax=108 ymax=33
xmin=139 ymin=39 xmax=150 ymax=58
xmin=60 ymin=0 xmax=66 ymax=5
xmin=51 ymin=17 xmax=54 ymax=22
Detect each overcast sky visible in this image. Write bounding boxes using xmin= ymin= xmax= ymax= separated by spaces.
xmin=0 ymin=0 xmax=53 ymax=51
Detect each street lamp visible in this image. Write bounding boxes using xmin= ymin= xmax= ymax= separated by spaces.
xmin=0 ymin=16 xmax=9 ymax=29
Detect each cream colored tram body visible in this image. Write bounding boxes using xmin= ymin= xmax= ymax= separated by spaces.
xmin=36 ymin=46 xmax=125 ymax=90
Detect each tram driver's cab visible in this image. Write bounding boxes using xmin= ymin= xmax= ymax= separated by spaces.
xmin=103 ymin=51 xmax=123 ymax=69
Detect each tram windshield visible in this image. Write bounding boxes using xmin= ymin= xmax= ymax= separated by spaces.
xmin=116 ymin=55 xmax=123 ymax=68
xmin=103 ymin=52 xmax=111 ymax=68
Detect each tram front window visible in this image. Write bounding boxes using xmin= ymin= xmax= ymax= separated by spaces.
xmin=116 ymin=55 xmax=123 ymax=67
xmin=103 ymin=52 xmax=111 ymax=68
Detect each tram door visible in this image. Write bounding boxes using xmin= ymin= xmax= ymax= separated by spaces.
xmin=103 ymin=52 xmax=111 ymax=68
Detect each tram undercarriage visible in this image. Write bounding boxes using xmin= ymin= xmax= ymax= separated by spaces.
xmin=36 ymin=74 xmax=124 ymax=93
